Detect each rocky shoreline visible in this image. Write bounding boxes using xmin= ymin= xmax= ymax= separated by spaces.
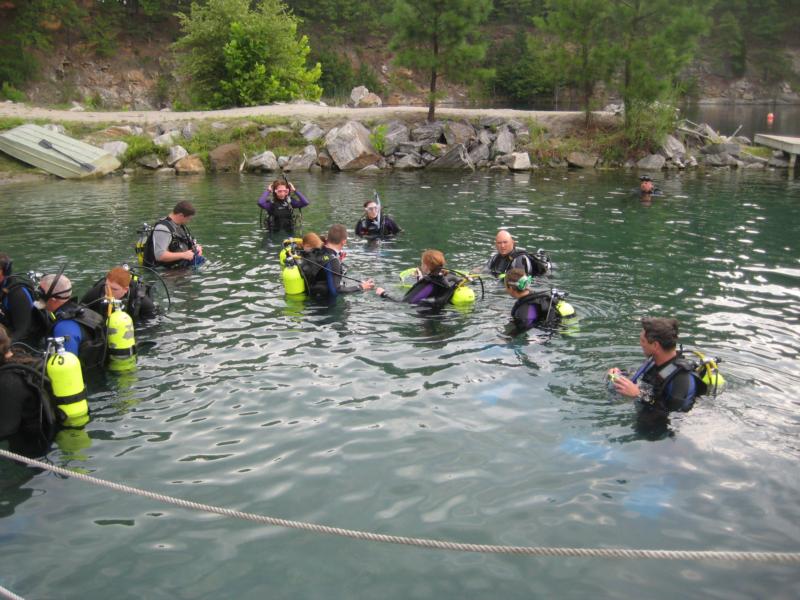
xmin=0 ymin=100 xmax=794 ymax=182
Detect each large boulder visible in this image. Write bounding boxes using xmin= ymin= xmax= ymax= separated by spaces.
xmin=324 ymin=121 xmax=381 ymax=171
xmin=411 ymin=122 xmax=444 ymax=144
xmin=102 ymin=141 xmax=128 ymax=159
xmin=356 ymin=92 xmax=382 ymax=108
xmin=349 ymin=86 xmax=370 ymax=107
xmin=284 ymin=145 xmax=318 ymax=171
xmin=247 ymin=151 xmax=279 ymax=172
xmin=636 ymin=154 xmax=666 ymax=170
xmin=468 ymin=141 xmax=491 ymax=164
xmin=166 ymin=145 xmax=188 ymax=167
xmin=137 ymin=154 xmax=162 ymax=169
xmin=443 ymin=121 xmax=476 ymax=146
xmin=394 ymin=153 xmax=425 ymax=170
xmin=497 ymin=152 xmax=531 ymax=172
xmin=209 ymin=142 xmax=242 ymax=172
xmin=300 ymin=122 xmax=325 ymax=141
xmin=427 ymin=144 xmax=474 ymax=170
xmin=660 ymin=134 xmax=686 ymax=160
xmin=174 ymin=155 xmax=205 ymax=175
xmin=701 ymin=142 xmax=741 ymax=157
xmin=317 ymin=149 xmax=335 ymax=169
xmin=381 ymin=121 xmax=410 ymax=155
xmin=567 ymin=151 xmax=598 ymax=169
xmin=491 ymin=126 xmax=515 ymax=158
xmin=153 ymin=131 xmax=179 ymax=147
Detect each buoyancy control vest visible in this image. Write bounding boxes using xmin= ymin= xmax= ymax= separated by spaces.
xmin=143 ymin=217 xmax=194 ymax=268
xmin=631 ymin=350 xmax=724 ymax=412
xmin=269 ymin=200 xmax=296 ymax=233
xmin=0 ymin=361 xmax=58 ymax=443
xmin=49 ymin=303 xmax=107 ymax=370
xmin=0 ymin=274 xmax=48 ymax=342
xmin=402 ymin=272 xmax=461 ymax=307
xmin=511 ymin=289 xmax=575 ymax=330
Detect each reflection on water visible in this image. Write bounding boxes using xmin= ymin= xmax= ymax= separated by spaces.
xmin=0 ymin=169 xmax=799 ymax=598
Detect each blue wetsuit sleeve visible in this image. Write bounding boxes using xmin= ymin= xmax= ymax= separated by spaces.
xmin=291 ymin=190 xmax=310 ymax=209
xmin=52 ymin=320 xmax=82 ymax=355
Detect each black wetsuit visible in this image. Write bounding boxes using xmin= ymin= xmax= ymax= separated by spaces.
xmin=379 ymin=272 xmax=461 ymax=311
xmin=303 ymin=247 xmax=362 ymax=299
xmin=486 ymin=247 xmax=548 ymax=278
xmin=355 ymin=214 xmax=401 ymax=238
xmin=81 ymin=279 xmax=156 ymax=323
xmin=509 ymin=291 xmax=562 ymax=332
xmin=0 ymin=275 xmax=46 ymax=347
xmin=0 ymin=360 xmax=57 ymax=454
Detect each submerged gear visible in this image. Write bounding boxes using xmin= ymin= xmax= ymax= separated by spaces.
xmin=487 ymin=247 xmax=550 ymax=278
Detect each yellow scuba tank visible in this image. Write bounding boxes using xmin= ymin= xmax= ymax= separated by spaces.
xmin=692 ymin=351 xmax=725 ymax=393
xmin=46 ymin=337 xmax=89 ymax=427
xmin=107 ymin=300 xmax=136 ymax=372
xmin=451 ymin=284 xmax=476 ymax=305
xmin=135 ymin=223 xmax=151 ymax=266
xmin=555 ymin=299 xmax=575 ymax=317
xmin=281 ymin=254 xmax=306 ymax=296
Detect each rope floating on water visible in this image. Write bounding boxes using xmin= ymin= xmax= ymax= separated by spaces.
xmin=2 ymin=448 xmax=799 ymax=563
xmin=0 ymin=584 xmax=25 ymax=600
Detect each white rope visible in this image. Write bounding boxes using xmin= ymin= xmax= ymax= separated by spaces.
xmin=0 ymin=584 xmax=25 ymax=600
xmin=2 ymin=448 xmax=799 ymax=563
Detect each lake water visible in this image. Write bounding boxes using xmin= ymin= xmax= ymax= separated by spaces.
xmin=1 ymin=169 xmax=799 ymax=599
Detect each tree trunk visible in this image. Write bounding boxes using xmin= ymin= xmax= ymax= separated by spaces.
xmin=428 ymin=34 xmax=439 ymax=122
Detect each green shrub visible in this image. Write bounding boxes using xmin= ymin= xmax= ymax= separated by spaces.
xmin=121 ymin=136 xmax=164 ymax=165
xmin=369 ymin=124 xmax=388 ymax=154
xmin=0 ymin=82 xmax=26 ymax=103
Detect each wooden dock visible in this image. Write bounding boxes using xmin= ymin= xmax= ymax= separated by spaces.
xmin=753 ymin=134 xmax=800 ymax=168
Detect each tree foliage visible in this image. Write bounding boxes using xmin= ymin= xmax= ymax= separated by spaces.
xmin=387 ymin=0 xmax=493 ymax=121
xmin=173 ymin=0 xmax=321 ymax=109
xmin=535 ymin=0 xmax=615 ymax=123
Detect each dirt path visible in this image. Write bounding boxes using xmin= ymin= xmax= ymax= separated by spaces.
xmin=0 ymin=101 xmax=605 ymax=135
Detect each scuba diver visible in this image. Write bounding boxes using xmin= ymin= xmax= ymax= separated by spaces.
xmin=81 ymin=266 xmax=157 ymax=323
xmin=0 ymin=325 xmax=58 ymax=456
xmin=302 ymin=224 xmax=374 ymax=299
xmin=0 ymin=253 xmax=47 ymax=348
xmin=637 ymin=176 xmax=663 ymax=203
xmin=142 ymin=201 xmax=205 ymax=269
xmin=257 ymin=178 xmax=310 ymax=234
xmin=376 ymin=249 xmax=465 ymax=310
xmin=503 ymin=268 xmax=575 ymax=334
xmin=37 ymin=273 xmax=107 ymax=370
xmin=485 ymin=230 xmax=550 ymax=279
xmin=355 ymin=196 xmax=401 ymax=238
xmin=607 ymin=317 xmax=722 ymax=425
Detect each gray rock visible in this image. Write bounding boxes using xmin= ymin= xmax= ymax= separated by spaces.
xmin=300 ymin=122 xmax=325 ymax=141
xmin=733 ymin=135 xmax=752 ymax=145
xmin=324 ymin=121 xmax=381 ymax=171
xmin=489 ymin=164 xmax=509 ymax=172
xmin=636 ymin=154 xmax=666 ymax=170
xmin=660 ymin=134 xmax=686 ymax=160
xmin=394 ymin=153 xmax=424 ymax=170
xmin=477 ymin=129 xmax=494 ymax=146
xmin=703 ymin=152 xmax=732 ymax=167
xmin=42 ymin=123 xmax=67 ymax=135
xmin=357 ymin=164 xmax=383 ymax=173
xmin=157 ymin=121 xmax=181 ymax=135
xmin=209 ymin=142 xmax=242 ymax=172
xmin=567 ymin=151 xmax=598 ymax=169
xmin=686 ymin=155 xmax=698 ymax=168
xmin=427 ymin=144 xmax=474 ymax=170
xmin=155 ymin=167 xmax=176 ymax=175
xmin=479 ymin=116 xmax=506 ymax=129
xmin=154 ymin=131 xmax=179 ymax=147
xmin=284 ymin=145 xmax=318 ymax=171
xmin=468 ymin=141 xmax=491 ymax=164
xmin=356 ymin=93 xmax=382 ymax=108
xmin=739 ymin=152 xmax=768 ymax=165
xmin=182 ymin=122 xmax=199 ymax=140
xmin=491 ymin=126 xmax=515 ymax=158
xmin=69 ymin=101 xmax=85 ymax=112
xmin=211 ymin=122 xmax=228 ymax=131
xmin=410 ymin=122 xmax=444 ymax=144
xmin=549 ymin=158 xmax=568 ymax=168
xmin=317 ymin=149 xmax=335 ymax=170
xmin=247 ymin=151 xmax=279 ymax=172
xmin=422 ymin=142 xmax=447 ymax=156
xmin=103 ymin=141 xmax=129 ymax=159
xmin=137 ymin=154 xmax=162 ymax=169
xmin=174 ymin=155 xmax=205 ymax=175
xmin=166 ymin=145 xmax=188 ymax=167
xmin=768 ymin=156 xmax=790 ymax=168
xmin=381 ymin=121 xmax=410 ymax=155
xmin=349 ymin=86 xmax=370 ymax=107
xmin=395 ymin=141 xmax=425 ymax=154
xmin=278 ymin=156 xmax=289 ymax=169
xmin=701 ymin=142 xmax=740 ymax=157
xmin=443 ymin=121 xmax=476 ymax=146
xmin=743 ymin=161 xmax=766 ymax=169
xmin=506 ymin=119 xmax=528 ymax=135
xmin=497 ymin=152 xmax=531 ymax=171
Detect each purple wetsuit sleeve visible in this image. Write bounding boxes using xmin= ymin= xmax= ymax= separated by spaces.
xmin=291 ymin=190 xmax=310 ymax=209
xmin=257 ymin=188 xmax=272 ymax=211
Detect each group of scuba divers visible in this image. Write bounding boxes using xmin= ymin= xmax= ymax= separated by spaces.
xmin=0 ymin=177 xmax=724 ymax=456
